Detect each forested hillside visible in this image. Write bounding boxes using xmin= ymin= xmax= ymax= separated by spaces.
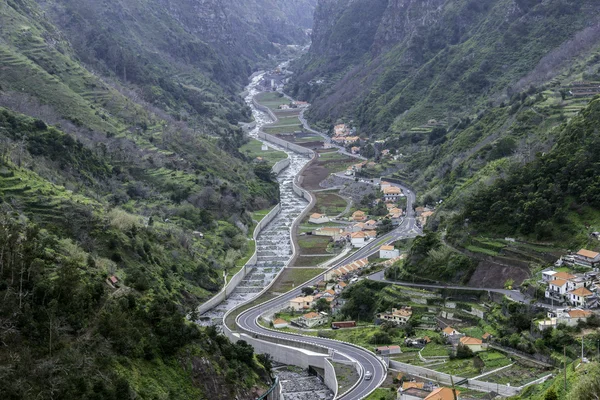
xmin=453 ymin=96 xmax=600 ymax=245
xmin=0 ymin=0 xmax=314 ymax=398
xmin=289 ymin=0 xmax=600 ymax=216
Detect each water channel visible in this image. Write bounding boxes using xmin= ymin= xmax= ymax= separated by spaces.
xmin=198 ymin=72 xmax=311 ymax=326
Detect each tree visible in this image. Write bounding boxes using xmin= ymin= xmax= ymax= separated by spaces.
xmin=314 ymin=298 xmax=330 ymax=312
xmin=301 ymin=287 xmax=314 ymax=296
xmin=377 ymin=219 xmax=393 ymax=235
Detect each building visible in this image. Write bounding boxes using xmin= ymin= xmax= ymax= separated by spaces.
xmin=351 ymin=146 xmax=360 ymax=154
xmin=380 ymin=245 xmax=400 ymax=259
xmin=482 ymin=332 xmax=492 ymax=342
xmin=376 ymin=307 xmax=413 ymax=325
xmin=309 ymin=213 xmax=329 ymax=224
xmin=425 ymin=387 xmax=461 ymax=400
xmin=546 ymin=279 xmax=569 ymax=299
xmin=364 ymin=230 xmax=377 ymax=239
xmin=442 ymin=327 xmax=460 ymax=337
xmin=350 ymin=222 xmax=367 ymax=232
xmin=294 ymin=312 xmax=327 ymax=328
xmin=375 ymin=345 xmax=401 ymax=356
xmin=332 ymin=321 xmax=356 ymax=329
xmin=459 ymin=336 xmax=485 ymax=352
xmin=542 ymin=270 xmax=558 ymax=282
xmin=569 ymin=287 xmax=594 ymax=307
xmin=574 ymin=249 xmax=600 ymax=268
xmin=537 ymin=309 xmax=594 ymax=330
xmin=351 ymin=231 xmax=368 ymax=248
xmin=324 ymin=258 xmax=369 ymax=280
xmin=352 ymin=210 xmax=367 ymax=221
xmin=383 ymin=186 xmax=403 ymax=202
xmin=313 ymin=227 xmax=344 ymax=238
xmin=365 ymin=220 xmax=378 ymax=230
xmin=398 ymin=387 xmax=431 ymax=400
xmin=273 ymin=318 xmax=289 ymax=329
xmin=289 ymin=296 xmax=314 ymax=311
xmin=380 ymin=181 xmax=392 ymax=191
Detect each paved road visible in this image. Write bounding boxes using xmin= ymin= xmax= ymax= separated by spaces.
xmin=236 ymin=182 xmax=421 ymax=400
xmin=367 ymin=271 xmax=529 ymax=303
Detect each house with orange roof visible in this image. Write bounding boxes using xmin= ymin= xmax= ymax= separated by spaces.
xmin=546 ymin=279 xmax=569 ymax=297
xmin=351 ymin=231 xmax=368 ymax=248
xmin=273 ymin=318 xmax=289 ymax=329
xmin=459 ymin=336 xmax=485 ymax=352
xmin=364 ymin=230 xmax=377 ymax=239
xmin=365 ymin=219 xmax=378 ymax=229
xmin=383 ymin=186 xmax=402 ymax=202
xmin=352 ymin=210 xmax=367 ymax=221
xmin=424 ymin=387 xmax=461 ymax=400
xmin=380 ymin=245 xmax=400 ymax=259
xmin=574 ymin=249 xmax=600 ymax=268
xmin=569 ymin=286 xmax=595 ymax=307
xmin=376 ymin=307 xmax=412 ymax=325
xmin=309 ymin=213 xmax=329 ymax=224
xmin=538 ymin=309 xmax=593 ymax=330
xmin=442 ymin=326 xmax=460 ymax=337
xmin=351 ymin=146 xmax=360 ymax=154
xmin=289 ymin=296 xmax=314 ymax=311
xmin=295 ymin=311 xmax=328 ymax=328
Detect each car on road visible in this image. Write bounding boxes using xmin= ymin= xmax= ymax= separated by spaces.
xmin=364 ymin=371 xmax=372 ymax=380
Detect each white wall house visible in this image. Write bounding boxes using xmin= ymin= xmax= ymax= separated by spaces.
xmin=351 ymin=232 xmax=368 ymax=248
xmin=380 ymin=245 xmax=400 ymax=259
xmin=309 ymin=213 xmax=329 ymax=224
xmin=569 ymin=287 xmax=594 ymax=307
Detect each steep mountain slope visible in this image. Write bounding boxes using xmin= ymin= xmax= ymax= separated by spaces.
xmin=290 ymin=0 xmax=600 ymax=220
xmin=293 ymin=0 xmax=600 ymax=131
xmin=0 ymin=0 xmax=316 ymax=398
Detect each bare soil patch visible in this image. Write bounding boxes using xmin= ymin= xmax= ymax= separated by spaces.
xmin=467 ymin=259 xmax=531 ymax=288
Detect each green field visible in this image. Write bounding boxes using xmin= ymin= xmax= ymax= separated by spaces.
xmin=269 ymin=267 xmax=325 ymax=293
xmin=255 ymin=92 xmax=289 ymax=109
xmin=239 ymin=138 xmax=288 ymax=166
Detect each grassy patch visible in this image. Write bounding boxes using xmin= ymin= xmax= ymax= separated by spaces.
xmin=269 ymin=268 xmax=325 ymax=293
xmin=239 ymin=138 xmax=288 ymax=166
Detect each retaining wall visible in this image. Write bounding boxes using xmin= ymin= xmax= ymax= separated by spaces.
xmin=272 ymin=157 xmax=291 ymax=175
xmin=258 ymin=131 xmax=314 ymax=155
xmin=230 ymin=332 xmax=328 ymax=370
xmin=389 ymin=360 xmax=520 ymax=397
xmin=324 ymin=358 xmax=339 ymax=399
xmin=253 ymin=97 xmax=278 ymax=122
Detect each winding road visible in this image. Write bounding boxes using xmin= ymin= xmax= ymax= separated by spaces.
xmin=234 ymin=179 xmax=421 ymax=399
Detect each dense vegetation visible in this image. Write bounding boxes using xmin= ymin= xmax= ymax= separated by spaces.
xmin=0 ymin=0 xmax=317 ymax=397
xmin=456 ymin=96 xmax=600 ymax=241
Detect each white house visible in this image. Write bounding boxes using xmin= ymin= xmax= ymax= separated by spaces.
xmin=542 ymin=270 xmax=557 ymax=282
xmin=569 ymin=287 xmax=594 ymax=307
xmin=546 ymin=279 xmax=569 ymax=299
xmin=442 ymin=326 xmax=460 ymax=337
xmin=273 ymin=318 xmax=288 ymax=329
xmin=351 ymin=232 xmax=368 ymax=248
xmin=380 ymin=245 xmax=400 ymax=259
xmin=309 ymin=213 xmax=329 ymax=224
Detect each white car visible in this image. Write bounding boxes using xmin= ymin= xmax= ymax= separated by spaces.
xmin=364 ymin=371 xmax=372 ymax=380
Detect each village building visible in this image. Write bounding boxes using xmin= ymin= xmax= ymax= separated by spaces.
xmin=294 ymin=312 xmax=328 ymax=328
xmin=375 ymin=345 xmax=401 ymax=356
xmin=364 ymin=230 xmax=377 ymax=239
xmin=398 ymin=387 xmax=431 ymax=400
xmin=309 ymin=213 xmax=329 ymax=224
xmin=442 ymin=326 xmax=460 ymax=337
xmin=424 ymin=387 xmax=461 ymax=400
xmin=376 ymin=307 xmax=413 ymax=325
xmin=352 ymin=210 xmax=367 ymax=222
xmin=273 ymin=318 xmax=289 ymax=329
xmin=365 ymin=220 xmax=378 ymax=230
xmin=380 ymin=245 xmax=400 ymax=259
xmin=351 ymin=146 xmax=360 ymax=154
xmin=383 ymin=186 xmax=403 ymax=202
xmin=289 ymin=296 xmax=314 ymax=311
xmin=350 ymin=222 xmax=367 ymax=232
xmin=380 ymin=181 xmax=392 ymax=191
xmin=574 ymin=249 xmax=600 ymax=268
xmin=344 ymin=136 xmax=360 ymax=145
xmin=537 ymin=309 xmax=594 ymax=330
xmin=324 ymin=258 xmax=369 ymax=280
xmin=459 ymin=336 xmax=485 ymax=352
xmin=313 ymin=227 xmax=344 ymax=239
xmin=569 ymin=287 xmax=594 ymax=307
xmin=351 ymin=231 xmax=368 ymax=248
xmin=332 ymin=321 xmax=356 ymax=329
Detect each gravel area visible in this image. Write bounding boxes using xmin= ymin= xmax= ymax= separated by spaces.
xmin=320 ymin=175 xmax=377 ymax=204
